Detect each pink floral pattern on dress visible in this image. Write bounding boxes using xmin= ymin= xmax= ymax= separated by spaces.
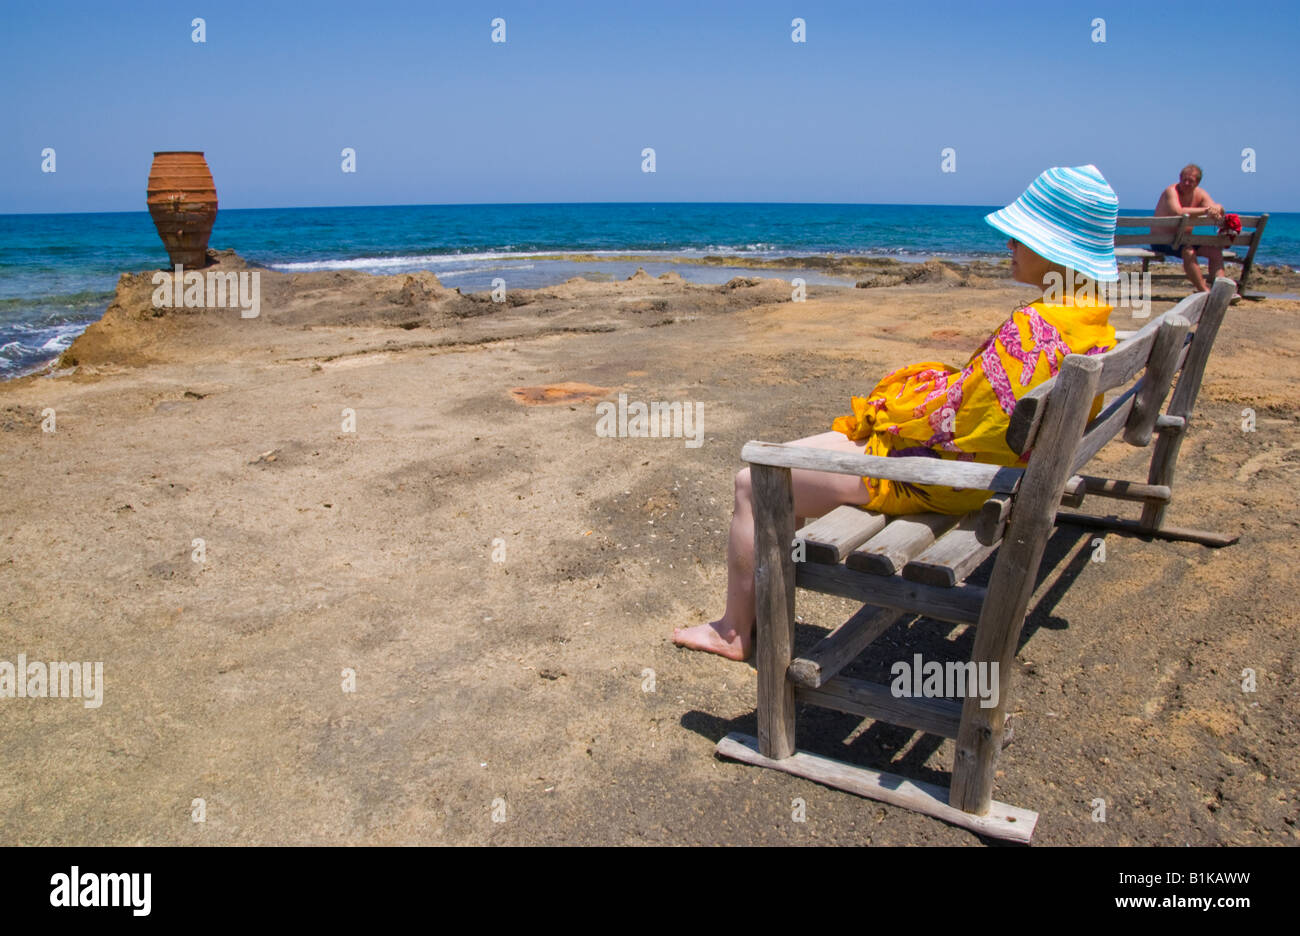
xmin=1027 ymin=309 xmax=1074 ymax=376
xmin=909 ymin=370 xmax=948 ymax=417
xmin=998 ymin=308 xmax=1071 ymax=385
xmin=979 ymin=306 xmax=1083 ymax=417
xmin=922 ymin=372 xmax=966 ymax=452
xmin=981 ymin=328 xmax=1019 ymax=416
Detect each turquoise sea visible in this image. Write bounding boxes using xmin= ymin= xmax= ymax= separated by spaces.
xmin=2 ymin=202 xmax=1297 ymax=378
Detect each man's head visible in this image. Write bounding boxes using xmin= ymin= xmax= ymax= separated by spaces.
xmin=1178 ymin=163 xmax=1203 ymax=191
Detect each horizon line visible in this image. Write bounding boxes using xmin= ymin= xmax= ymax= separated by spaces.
xmin=1 ymin=199 xmax=1287 ymax=217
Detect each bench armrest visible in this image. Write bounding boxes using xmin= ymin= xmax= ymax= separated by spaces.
xmin=741 ymin=441 xmax=1025 ymax=494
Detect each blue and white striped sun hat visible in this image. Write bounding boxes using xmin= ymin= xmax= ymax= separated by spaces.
xmin=985 ymin=165 xmax=1119 ymax=282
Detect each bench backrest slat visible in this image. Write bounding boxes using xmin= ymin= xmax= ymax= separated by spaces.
xmin=1123 ymin=316 xmax=1192 ymax=447
xmin=1068 ymin=383 xmax=1139 ymax=475
xmin=1114 ymin=233 xmax=1254 ymax=248
xmin=1115 ymin=214 xmax=1265 ymax=228
xmin=1161 ymin=281 xmax=1233 ymax=421
xmin=1175 ymin=233 xmax=1254 ymax=247
xmin=1045 ymin=314 xmax=1192 ymax=474
xmin=1005 ymin=290 xmax=1209 ymax=454
xmin=1009 ymin=280 xmax=1231 ymax=463
xmin=1113 ymin=215 xmax=1268 ymax=255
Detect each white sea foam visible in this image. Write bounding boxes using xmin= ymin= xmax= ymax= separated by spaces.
xmin=269 ymin=254 xmax=460 ymax=272
xmin=266 ymin=247 xmax=805 ymax=274
xmin=265 ymin=244 xmax=999 ymax=276
xmin=435 ymin=264 xmax=537 ymax=278
xmin=698 ymin=243 xmax=781 ymax=254
xmin=41 ymin=325 xmax=84 ymax=352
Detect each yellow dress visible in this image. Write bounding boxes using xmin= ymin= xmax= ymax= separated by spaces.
xmin=832 ymin=296 xmax=1115 ymax=515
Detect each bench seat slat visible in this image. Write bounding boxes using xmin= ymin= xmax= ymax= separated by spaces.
xmin=845 ymin=512 xmax=958 ymax=576
xmin=902 ymin=514 xmax=997 ymax=587
xmin=1115 ymin=244 xmax=1242 ymax=259
xmin=797 ymin=505 xmax=888 ymax=564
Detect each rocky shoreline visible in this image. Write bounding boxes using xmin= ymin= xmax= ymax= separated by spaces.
xmin=501 ymin=250 xmax=1300 ymax=292
xmin=30 ymin=246 xmax=1296 ymax=383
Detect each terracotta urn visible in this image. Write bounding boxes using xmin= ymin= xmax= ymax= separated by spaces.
xmin=146 ymin=152 xmax=218 ymax=267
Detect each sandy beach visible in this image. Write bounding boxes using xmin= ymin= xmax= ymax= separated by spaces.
xmin=1 ymin=251 xmax=1297 ymax=845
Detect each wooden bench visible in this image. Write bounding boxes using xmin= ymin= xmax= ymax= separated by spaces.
xmin=1115 ymin=214 xmax=1269 ymax=291
xmin=716 ymin=278 xmax=1237 ymax=842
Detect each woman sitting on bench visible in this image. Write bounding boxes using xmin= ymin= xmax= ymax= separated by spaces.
xmin=674 ymin=165 xmax=1121 ymax=660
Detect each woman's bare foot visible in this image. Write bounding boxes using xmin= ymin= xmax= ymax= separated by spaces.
xmin=672 ymin=620 xmax=751 ymax=661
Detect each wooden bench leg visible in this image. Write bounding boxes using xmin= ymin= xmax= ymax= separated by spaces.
xmin=950 ymin=615 xmax=1019 ymax=816
xmin=1140 ymin=421 xmax=1182 ymax=531
xmin=1239 ymin=215 xmax=1267 ymax=292
xmin=952 ymin=354 xmax=1103 ymax=815
xmin=751 ymin=464 xmax=797 ymax=760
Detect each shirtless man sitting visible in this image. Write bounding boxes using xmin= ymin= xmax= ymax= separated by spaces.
xmin=1153 ymin=163 xmax=1226 ymax=292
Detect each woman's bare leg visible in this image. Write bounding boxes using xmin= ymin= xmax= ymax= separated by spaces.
xmin=672 ymin=431 xmax=872 ymax=660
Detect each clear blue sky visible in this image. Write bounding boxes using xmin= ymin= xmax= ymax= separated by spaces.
xmin=2 ymin=0 xmax=1297 ymax=213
